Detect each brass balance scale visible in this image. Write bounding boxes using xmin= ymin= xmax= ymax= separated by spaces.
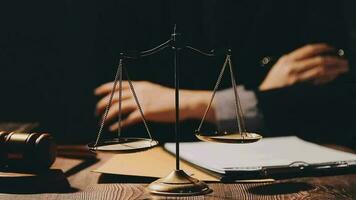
xmin=88 ymin=26 xmax=262 ymax=196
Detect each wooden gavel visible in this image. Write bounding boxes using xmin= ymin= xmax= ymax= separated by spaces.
xmin=0 ymin=131 xmax=56 ymax=171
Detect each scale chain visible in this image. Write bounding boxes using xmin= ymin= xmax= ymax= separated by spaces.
xmin=94 ymin=59 xmax=123 ymax=147
xmin=197 ymin=54 xmax=247 ymax=136
xmin=228 ymin=57 xmax=247 ymax=135
xmin=94 ymin=58 xmax=154 ymax=147
xmin=196 ymin=55 xmax=229 ymax=132
xmin=117 ymin=60 xmax=123 ymax=138
xmin=124 ymin=67 xmax=153 ymax=140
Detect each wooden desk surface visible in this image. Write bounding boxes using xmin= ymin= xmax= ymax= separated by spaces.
xmin=0 ymin=123 xmax=356 ymax=200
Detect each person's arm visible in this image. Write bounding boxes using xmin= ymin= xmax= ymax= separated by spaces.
xmin=95 ymin=79 xmax=267 ymax=133
xmin=95 ymin=81 xmax=215 ymax=131
xmin=215 ymin=42 xmax=349 ymax=131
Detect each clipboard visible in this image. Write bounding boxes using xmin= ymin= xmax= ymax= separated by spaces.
xmin=164 ymin=136 xmax=356 ymax=181
xmin=220 ymin=160 xmax=356 ymax=181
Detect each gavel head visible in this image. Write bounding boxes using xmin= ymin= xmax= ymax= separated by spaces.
xmin=0 ymin=131 xmax=57 ymax=171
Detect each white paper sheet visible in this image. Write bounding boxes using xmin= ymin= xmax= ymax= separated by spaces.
xmin=164 ymin=136 xmax=356 ymax=174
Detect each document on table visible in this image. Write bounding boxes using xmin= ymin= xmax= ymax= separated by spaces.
xmin=164 ymin=136 xmax=356 ymax=174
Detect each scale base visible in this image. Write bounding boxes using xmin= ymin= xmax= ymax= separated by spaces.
xmin=147 ymin=170 xmax=211 ymax=196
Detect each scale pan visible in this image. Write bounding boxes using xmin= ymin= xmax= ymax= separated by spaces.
xmin=195 ymin=132 xmax=262 ymax=143
xmin=87 ymin=138 xmax=158 ymax=153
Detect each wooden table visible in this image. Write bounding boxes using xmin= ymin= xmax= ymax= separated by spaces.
xmin=0 ymin=123 xmax=356 ymax=199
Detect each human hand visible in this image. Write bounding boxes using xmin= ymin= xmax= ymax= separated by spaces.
xmin=95 ymin=81 xmax=215 ymax=131
xmin=259 ymin=44 xmax=349 ymax=91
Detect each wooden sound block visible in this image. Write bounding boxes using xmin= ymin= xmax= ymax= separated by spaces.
xmin=0 ymin=169 xmax=72 ymax=194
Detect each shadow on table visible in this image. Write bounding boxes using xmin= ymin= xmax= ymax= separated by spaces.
xmin=63 ymin=158 xmax=99 ymax=178
xmin=248 ymin=182 xmax=315 ymax=195
xmin=98 ymin=173 xmax=156 ymax=184
xmin=0 ymin=169 xmax=78 ymax=194
xmin=57 ymin=145 xmax=99 ymax=178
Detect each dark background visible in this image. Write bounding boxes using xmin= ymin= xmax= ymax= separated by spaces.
xmin=0 ymin=0 xmax=355 ymax=143
xmin=345 ymin=1 xmax=356 ymax=60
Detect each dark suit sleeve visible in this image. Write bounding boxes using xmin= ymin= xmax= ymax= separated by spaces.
xmin=255 ymin=0 xmax=355 ymax=144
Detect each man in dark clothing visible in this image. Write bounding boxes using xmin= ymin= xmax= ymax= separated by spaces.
xmin=211 ymin=0 xmax=355 ymax=145
xmin=95 ymin=0 xmax=355 ymax=146
xmin=0 ymin=0 xmax=354 ymax=146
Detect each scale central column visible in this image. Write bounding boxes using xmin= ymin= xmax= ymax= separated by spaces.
xmin=146 ymin=26 xmax=211 ymax=196
xmin=172 ymin=26 xmax=181 ymax=171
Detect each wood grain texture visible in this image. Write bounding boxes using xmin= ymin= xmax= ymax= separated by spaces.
xmin=0 ymin=123 xmax=355 ymax=200
xmin=1 ymin=179 xmax=355 ymax=200
xmin=1 ymin=152 xmax=355 ymax=200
